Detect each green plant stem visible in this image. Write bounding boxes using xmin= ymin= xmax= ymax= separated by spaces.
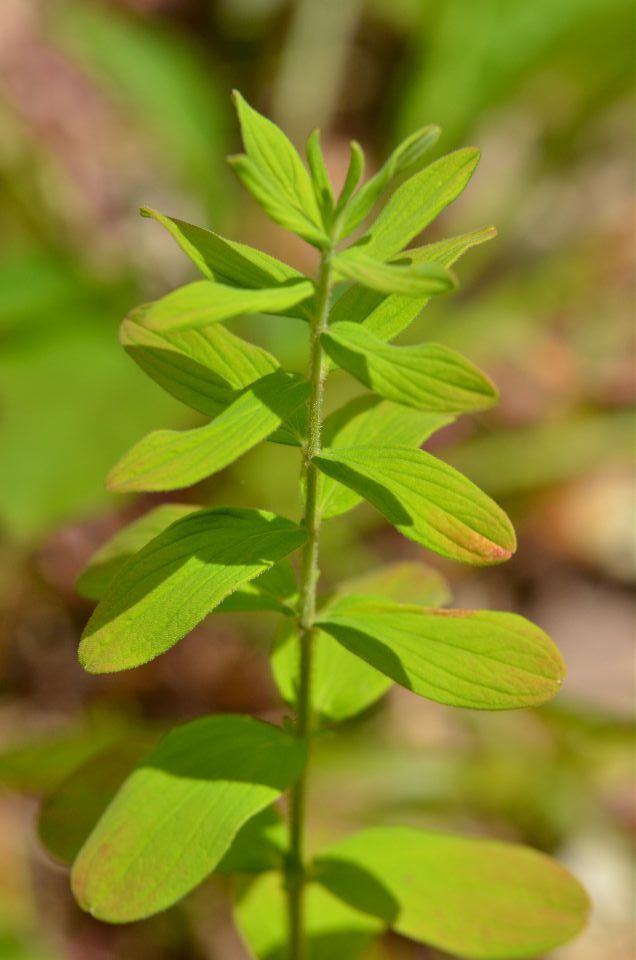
xmin=286 ymin=247 xmax=334 ymax=960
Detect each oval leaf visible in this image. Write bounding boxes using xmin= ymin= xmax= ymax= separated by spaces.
xmin=314 ymin=445 xmax=516 ymax=565
xmin=76 ymin=503 xmax=197 ymax=601
xmin=317 ymin=598 xmax=565 ymax=710
xmin=39 ymin=739 xmax=153 ymax=864
xmin=319 ymin=398 xmax=453 ymax=520
xmin=78 ymin=507 xmax=306 ymax=673
xmin=323 ymin=322 xmax=498 ymax=414
xmin=107 ymin=371 xmax=309 ymax=492
xmin=315 ymin=826 xmax=589 ymax=959
xmin=71 ymin=715 xmax=307 ymax=922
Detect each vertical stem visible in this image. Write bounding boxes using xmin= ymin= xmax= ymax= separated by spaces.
xmin=286 ymin=248 xmax=334 ymax=960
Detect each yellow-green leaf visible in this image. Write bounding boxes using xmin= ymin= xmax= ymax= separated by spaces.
xmin=315 ymin=827 xmax=589 ymax=959
xmin=356 ymin=148 xmax=480 ymax=261
xmin=314 ymin=445 xmax=516 ymax=564
xmin=72 ymin=715 xmax=306 ymax=922
xmin=120 ymin=309 xmax=279 ymax=418
xmin=107 ymin=370 xmax=309 ymax=492
xmin=333 ymin=249 xmax=456 ymax=296
xmin=323 ymin=322 xmax=498 ymax=413
xmin=78 ymin=508 xmax=306 ymax=673
xmin=318 ymin=398 xmax=453 ymax=520
xmin=141 ymin=278 xmax=314 ymax=333
xmin=317 ymin=597 xmax=565 ymax=710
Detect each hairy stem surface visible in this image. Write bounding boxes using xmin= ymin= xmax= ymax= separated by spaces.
xmin=286 ymin=248 xmax=334 ymax=960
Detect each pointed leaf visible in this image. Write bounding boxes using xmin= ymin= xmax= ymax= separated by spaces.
xmin=340 ymin=124 xmax=440 ymax=236
xmin=232 ymin=91 xmax=324 ymax=240
xmin=272 ymin=620 xmax=393 ymax=723
xmin=77 ymin=504 xmax=198 ymax=600
xmin=121 ymin=309 xmax=279 ymax=418
xmin=314 ymin=446 xmax=516 ymax=564
xmin=141 ymin=278 xmax=314 ymax=333
xmin=78 ymin=507 xmax=306 ymax=673
xmin=355 ymin=148 xmax=480 ymax=261
xmin=71 ymin=715 xmax=307 ymax=922
xmin=236 ymin=872 xmax=382 ymax=960
xmin=322 ymin=322 xmax=498 ymax=413
xmin=319 ymin=398 xmax=452 ymax=520
xmin=317 ymin=598 xmax=565 ymax=710
xmin=334 ymin=141 xmax=365 ymax=215
xmin=229 ymin=155 xmax=328 ymax=246
xmin=141 ymin=207 xmax=307 ymax=296
xmin=107 ymin=370 xmax=309 ymax=492
xmin=328 ymin=226 xmax=496 ymax=352
xmin=315 ymin=827 xmax=589 ymax=959
xmin=333 ymin=250 xmax=455 ymax=297
xmin=305 ymin=130 xmax=334 ymax=223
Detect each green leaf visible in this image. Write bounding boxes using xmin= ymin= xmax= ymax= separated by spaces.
xmin=216 ymin=560 xmax=298 ymax=615
xmin=71 ymin=715 xmax=307 ymax=922
xmin=340 ymin=125 xmax=440 ymax=236
xmin=355 ymin=148 xmax=481 ymax=261
xmin=318 ymin=398 xmax=453 ymax=520
xmin=38 ymin=739 xmax=153 ymax=864
xmin=120 ymin=309 xmax=279 ymax=418
xmin=314 ymin=446 xmax=516 ymax=564
xmin=317 ymin=597 xmax=565 ymax=710
xmin=325 ymin=561 xmax=452 ymax=610
xmin=232 ymin=91 xmax=324 ymax=246
xmin=141 ymin=207 xmax=307 ymax=300
xmin=315 ymin=826 xmax=589 ymax=959
xmin=216 ymin=807 xmax=287 ymax=875
xmin=78 ymin=507 xmax=306 ymax=673
xmin=107 ymin=370 xmax=309 ymax=492
xmin=229 ymin=156 xmax=327 ymax=246
xmin=235 ymin=872 xmax=382 ymax=960
xmin=322 ymin=322 xmax=498 ymax=413
xmin=334 ymin=141 xmax=365 ymax=215
xmin=41 ymin=747 xmax=285 ymax=874
xmin=272 ymin=620 xmax=393 ymax=724
xmin=333 ymin=250 xmax=456 ymax=296
xmin=328 ymin=226 xmax=496 ymax=349
xmin=140 ymin=278 xmax=314 ymax=333
xmin=76 ymin=504 xmax=197 ymax=600
xmin=79 ymin=506 xmax=297 ymax=613
xmin=273 ymin=561 xmax=451 ymax=723
xmin=305 ymin=130 xmax=334 ymax=223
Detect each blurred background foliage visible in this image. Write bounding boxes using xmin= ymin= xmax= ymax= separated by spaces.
xmin=0 ymin=1 xmax=633 ymax=958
